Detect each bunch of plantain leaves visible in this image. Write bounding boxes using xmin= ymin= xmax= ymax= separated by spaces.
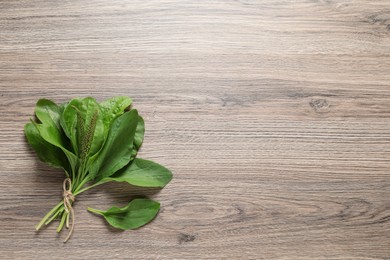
xmin=24 ymin=96 xmax=172 ymax=242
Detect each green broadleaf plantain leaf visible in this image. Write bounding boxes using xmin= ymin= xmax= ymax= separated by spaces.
xmin=100 ymin=96 xmax=132 ymax=137
xmin=90 ymin=109 xmax=139 ymax=181
xmin=60 ymin=98 xmax=80 ymax=154
xmin=134 ymin=115 xmax=145 ymax=150
xmin=78 ymin=98 xmax=105 ymax=158
xmin=87 ymin=198 xmax=160 ymax=230
xmin=34 ymin=99 xmax=63 ymax=128
xmin=105 ymin=158 xmax=172 ymax=188
xmin=61 ymin=97 xmax=105 ymax=159
xmin=24 ymin=122 xmax=71 ymax=174
xmin=33 ymin=99 xmax=79 ymax=174
xmin=34 ymin=99 xmax=68 ymax=149
xmin=130 ymin=115 xmax=145 ymax=161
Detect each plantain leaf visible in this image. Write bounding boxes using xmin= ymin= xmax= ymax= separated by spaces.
xmin=87 ymin=198 xmax=160 ymax=230
xmin=24 ymin=122 xmax=71 ymax=174
xmin=105 ymin=158 xmax=172 ymax=188
xmin=130 ymin=115 xmax=145 ymax=161
xmin=34 ymin=99 xmax=63 ymax=129
xmin=33 ymin=99 xmax=78 ymax=174
xmin=61 ymin=97 xmax=105 ymax=159
xmin=60 ymin=98 xmax=80 ymax=154
xmin=90 ymin=109 xmax=139 ymax=181
xmin=34 ymin=99 xmax=68 ymax=149
xmin=100 ymin=96 xmax=132 ymax=137
xmin=134 ymin=115 xmax=145 ymax=150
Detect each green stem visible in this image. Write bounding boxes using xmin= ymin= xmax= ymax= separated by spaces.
xmin=80 ymin=160 xmax=88 ymax=181
xmin=74 ymin=176 xmax=91 ymax=194
xmin=73 ymin=183 xmax=98 ymax=196
xmin=44 ymin=206 xmax=64 ymax=225
xmin=75 ymin=158 xmax=89 ymax=189
xmin=74 ymin=179 xmax=108 ymax=196
xmin=36 ymin=201 xmax=63 ymax=231
xmin=73 ymin=167 xmax=82 ymax=192
xmin=87 ymin=207 xmax=103 ymax=215
xmin=57 ymin=212 xmax=67 ymax=233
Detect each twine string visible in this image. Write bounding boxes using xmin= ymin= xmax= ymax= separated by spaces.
xmin=63 ymin=178 xmax=75 ymax=243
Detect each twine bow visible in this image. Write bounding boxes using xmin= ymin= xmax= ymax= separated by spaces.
xmin=63 ymin=178 xmax=75 ymax=243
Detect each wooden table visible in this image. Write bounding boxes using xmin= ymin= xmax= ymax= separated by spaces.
xmin=1 ymin=1 xmax=389 ymax=259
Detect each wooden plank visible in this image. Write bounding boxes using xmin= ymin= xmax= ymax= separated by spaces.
xmin=0 ymin=0 xmax=389 ymax=259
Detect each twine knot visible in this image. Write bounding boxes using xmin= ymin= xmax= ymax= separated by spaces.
xmin=63 ymin=178 xmax=75 ymax=243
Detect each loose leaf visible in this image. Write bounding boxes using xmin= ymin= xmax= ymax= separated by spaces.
xmin=106 ymin=158 xmax=172 ymax=188
xmin=90 ymin=109 xmax=139 ymax=181
xmin=87 ymin=199 xmax=160 ymax=230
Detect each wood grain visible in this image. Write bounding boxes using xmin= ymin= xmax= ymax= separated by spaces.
xmin=0 ymin=0 xmax=389 ymax=259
